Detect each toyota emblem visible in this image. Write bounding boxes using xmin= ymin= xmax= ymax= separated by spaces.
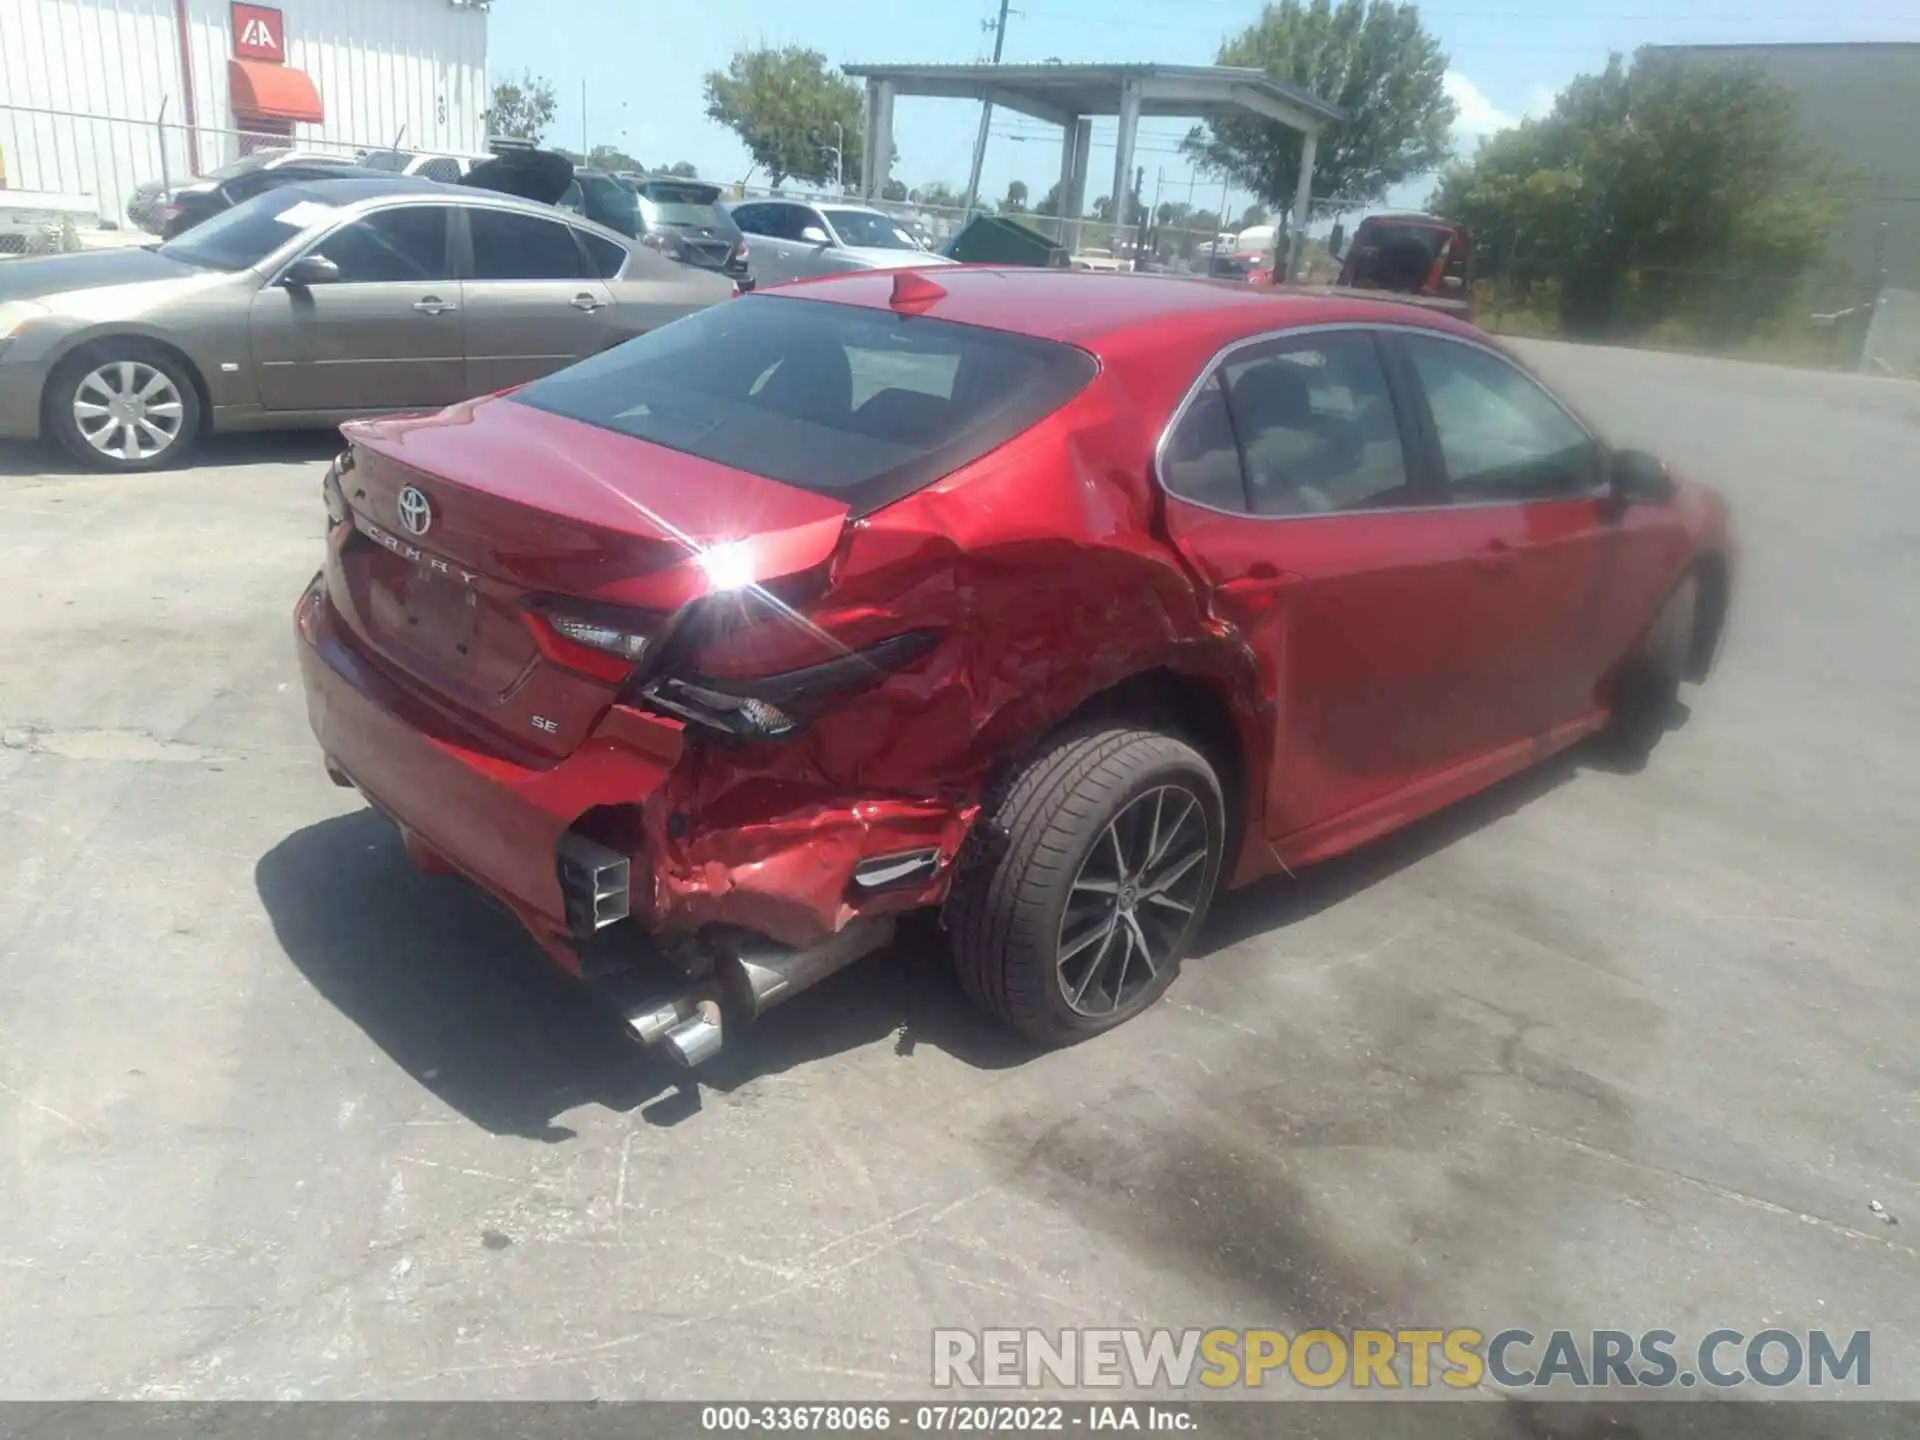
xmin=396 ymin=485 xmax=433 ymax=536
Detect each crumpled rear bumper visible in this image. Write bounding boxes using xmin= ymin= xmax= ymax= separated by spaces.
xmin=295 ymin=577 xmax=971 ymax=967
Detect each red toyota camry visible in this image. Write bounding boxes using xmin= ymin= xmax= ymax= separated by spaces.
xmin=295 ymin=267 xmax=1734 ymax=1065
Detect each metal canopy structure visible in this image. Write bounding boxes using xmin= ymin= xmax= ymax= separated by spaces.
xmin=842 ymin=62 xmax=1344 ymax=274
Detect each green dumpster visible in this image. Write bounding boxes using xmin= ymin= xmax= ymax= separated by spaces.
xmin=942 ymin=214 xmax=1070 ymax=267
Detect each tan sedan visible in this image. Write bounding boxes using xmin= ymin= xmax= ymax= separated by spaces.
xmin=0 ymin=175 xmax=735 ymax=470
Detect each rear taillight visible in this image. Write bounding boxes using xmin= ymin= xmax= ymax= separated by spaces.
xmin=730 ymin=240 xmax=748 ymax=263
xmin=641 ymin=231 xmax=675 ymax=253
xmin=635 ymin=625 xmax=938 ymax=744
xmin=524 ymin=602 xmax=656 ymax=684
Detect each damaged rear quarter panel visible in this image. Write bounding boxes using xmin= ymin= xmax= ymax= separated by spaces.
xmin=634 ymin=364 xmax=1274 ymax=947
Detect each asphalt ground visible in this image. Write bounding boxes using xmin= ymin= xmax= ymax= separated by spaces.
xmin=0 ymin=342 xmax=1915 ymax=1431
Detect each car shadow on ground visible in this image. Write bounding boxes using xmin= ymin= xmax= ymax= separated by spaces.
xmin=0 ymin=429 xmax=341 ymax=478
xmin=254 ymin=809 xmax=1032 ymax=1140
xmin=254 ymin=723 xmax=1688 ymax=1142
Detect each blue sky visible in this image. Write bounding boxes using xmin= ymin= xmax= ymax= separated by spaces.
xmin=491 ymin=0 xmax=1920 ymax=218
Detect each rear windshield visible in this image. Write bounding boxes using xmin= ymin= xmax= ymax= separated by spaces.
xmin=633 ymin=181 xmax=721 ymax=226
xmin=510 ymin=293 xmax=1097 ymax=514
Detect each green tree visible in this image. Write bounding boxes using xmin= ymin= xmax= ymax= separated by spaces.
xmin=916 ymin=182 xmax=964 ymax=211
xmin=703 ymin=45 xmax=864 ymax=188
xmin=587 ymin=144 xmax=644 ymax=173
xmin=881 ymin=178 xmax=909 ymax=202
xmin=1001 ymin=179 xmax=1030 ymax=214
xmin=663 ymin=161 xmax=700 ymax=178
xmin=1236 ymin=202 xmax=1271 ymax=231
xmin=1034 ymin=182 xmax=1065 ymax=217
xmin=485 ymin=70 xmax=559 ymax=144
xmin=1430 ymin=48 xmax=1843 ymax=335
xmin=1184 ymin=0 xmax=1455 ymax=215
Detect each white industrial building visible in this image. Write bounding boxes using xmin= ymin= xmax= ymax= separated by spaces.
xmin=0 ymin=0 xmax=490 ymax=229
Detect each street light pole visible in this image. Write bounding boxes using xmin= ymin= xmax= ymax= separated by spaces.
xmin=834 ymin=120 xmax=844 ymax=193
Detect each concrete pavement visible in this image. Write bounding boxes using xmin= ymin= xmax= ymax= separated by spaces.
xmin=0 ymin=347 xmax=1915 ymax=1422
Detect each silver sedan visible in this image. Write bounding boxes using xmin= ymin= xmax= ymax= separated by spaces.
xmin=0 ymin=176 xmax=735 ymax=470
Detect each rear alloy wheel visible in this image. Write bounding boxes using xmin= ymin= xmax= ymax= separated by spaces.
xmin=947 ymin=728 xmax=1226 ymax=1046
xmin=1605 ymin=572 xmax=1698 ymax=759
xmin=50 ymin=346 xmax=200 ymax=471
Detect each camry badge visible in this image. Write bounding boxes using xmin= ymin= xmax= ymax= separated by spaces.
xmin=397 ymin=485 xmax=433 ymax=537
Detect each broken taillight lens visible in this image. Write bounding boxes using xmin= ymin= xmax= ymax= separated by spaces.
xmin=635 ymin=628 xmax=939 ymax=744
xmin=524 ymin=602 xmax=656 ymax=684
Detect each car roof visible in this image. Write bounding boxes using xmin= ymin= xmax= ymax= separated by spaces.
xmin=259 ymin=176 xmax=639 ymax=244
xmin=274 ymin=175 xmax=441 ymax=202
xmin=769 ymin=267 xmax=1485 ymax=351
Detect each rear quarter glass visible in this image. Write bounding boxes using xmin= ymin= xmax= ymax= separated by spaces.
xmin=508 ymin=294 xmax=1097 ymax=517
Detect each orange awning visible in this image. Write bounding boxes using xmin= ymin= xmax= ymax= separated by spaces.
xmin=228 ymin=58 xmax=324 ymax=124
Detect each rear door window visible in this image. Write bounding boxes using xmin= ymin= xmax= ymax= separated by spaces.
xmin=577 ymin=229 xmax=629 ymax=278
xmin=469 ymin=208 xmax=582 ymax=279
xmin=510 ymin=294 xmax=1097 ymax=514
xmin=1220 ymin=333 xmax=1415 ymax=514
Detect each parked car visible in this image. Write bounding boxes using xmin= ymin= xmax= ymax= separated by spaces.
xmin=1335 ymin=213 xmax=1473 ymax=302
xmin=724 ymin=198 xmax=954 ymax=286
xmin=356 ymin=149 xmax=478 ymax=184
xmin=293 ymin=268 xmax=1734 ymax=1067
xmin=157 ymin=160 xmax=377 ymax=239
xmin=126 ymin=148 xmax=344 ymax=236
xmin=0 ymin=176 xmax=734 ymax=470
xmin=617 ymin=174 xmax=753 ymax=290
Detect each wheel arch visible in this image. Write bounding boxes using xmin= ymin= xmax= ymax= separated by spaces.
xmin=1031 ymin=665 xmax=1258 ymax=878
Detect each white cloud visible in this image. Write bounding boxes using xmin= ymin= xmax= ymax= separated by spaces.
xmin=1444 ymin=72 xmax=1517 ymax=139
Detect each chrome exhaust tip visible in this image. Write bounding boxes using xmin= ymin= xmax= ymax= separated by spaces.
xmin=661 ymin=1001 xmax=724 ymax=1068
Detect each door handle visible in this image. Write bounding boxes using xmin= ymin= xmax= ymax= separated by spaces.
xmin=412 ymin=297 xmax=456 ymax=316
xmin=569 ymin=293 xmax=605 ymax=312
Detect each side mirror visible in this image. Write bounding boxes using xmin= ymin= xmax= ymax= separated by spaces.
xmin=1608 ymin=447 xmax=1676 ymax=505
xmin=800 ymin=226 xmax=831 ymax=246
xmin=282 ymin=254 xmax=341 ymax=287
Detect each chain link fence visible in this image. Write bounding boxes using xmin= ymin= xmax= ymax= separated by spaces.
xmin=0 ymin=102 xmax=483 ymax=249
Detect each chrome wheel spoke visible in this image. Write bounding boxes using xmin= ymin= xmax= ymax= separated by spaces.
xmin=136 ymin=369 xmax=171 ymax=399
xmin=1069 ymin=922 xmax=1121 ymax=1008
xmin=145 ymin=399 xmax=183 ymax=420
xmin=1120 ymin=908 xmax=1156 ymax=978
xmin=1141 ymin=844 xmax=1206 ymax=899
xmin=1056 ymin=781 xmax=1212 ymax=1019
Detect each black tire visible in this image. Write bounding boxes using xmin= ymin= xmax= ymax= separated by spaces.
xmin=47 ymin=342 xmax=202 ymax=472
xmin=1604 ymin=571 xmax=1698 ymax=758
xmin=945 ymin=727 xmax=1226 ymax=1046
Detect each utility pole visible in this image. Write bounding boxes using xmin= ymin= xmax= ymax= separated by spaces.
xmin=961 ymin=0 xmax=1013 ymax=221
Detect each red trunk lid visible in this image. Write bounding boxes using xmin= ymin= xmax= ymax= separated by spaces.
xmin=326 ymin=394 xmax=850 ymax=760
